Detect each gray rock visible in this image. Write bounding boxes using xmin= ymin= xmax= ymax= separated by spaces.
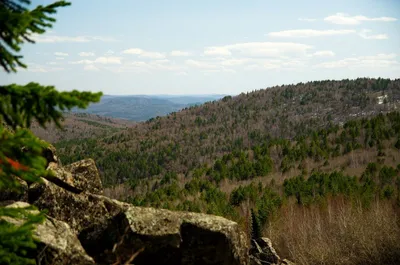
xmin=28 ymin=178 xmax=126 ymax=233
xmin=5 ymin=202 xmax=94 ymax=265
xmin=79 ymin=205 xmax=249 ymax=265
xmin=64 ymin=159 xmax=103 ymax=194
xmin=250 ymin=237 xmax=281 ymax=265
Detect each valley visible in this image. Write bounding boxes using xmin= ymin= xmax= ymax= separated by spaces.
xmin=30 ymin=77 xmax=400 ymax=265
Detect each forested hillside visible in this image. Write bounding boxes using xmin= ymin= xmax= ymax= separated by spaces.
xmin=34 ymin=77 xmax=400 ymax=265
xmin=31 ymin=113 xmax=135 ymax=142
xmin=52 ymin=78 xmax=400 ymax=186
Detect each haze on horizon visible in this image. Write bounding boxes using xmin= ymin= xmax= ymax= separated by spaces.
xmin=1 ymin=0 xmax=399 ymax=95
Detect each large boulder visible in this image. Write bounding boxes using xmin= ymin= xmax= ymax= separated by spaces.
xmin=28 ymin=177 xmax=250 ymax=265
xmin=64 ymin=159 xmax=103 ymax=194
xmin=28 ymin=178 xmax=126 ymax=233
xmin=4 ymin=202 xmax=94 ymax=265
xmin=79 ymin=206 xmax=249 ymax=265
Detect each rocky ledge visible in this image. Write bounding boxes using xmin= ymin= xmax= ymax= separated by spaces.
xmin=1 ymin=146 xmax=295 ymax=265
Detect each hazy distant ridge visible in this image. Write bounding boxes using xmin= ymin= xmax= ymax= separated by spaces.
xmin=72 ymin=94 xmax=226 ymax=121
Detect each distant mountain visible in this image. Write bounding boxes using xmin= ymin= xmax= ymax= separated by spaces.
xmin=71 ymin=94 xmax=226 ymax=121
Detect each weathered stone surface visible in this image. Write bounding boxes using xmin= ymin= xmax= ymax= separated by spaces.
xmin=64 ymin=159 xmax=103 ymax=194
xmin=250 ymin=237 xmax=281 ymax=265
xmin=5 ymin=202 xmax=94 ymax=265
xmin=79 ymin=206 xmax=249 ymax=265
xmin=28 ymin=178 xmax=126 ymax=233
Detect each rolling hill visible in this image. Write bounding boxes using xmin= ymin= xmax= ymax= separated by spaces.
xmin=71 ymin=94 xmax=226 ymax=121
xmin=50 ymin=78 xmax=400 ymax=185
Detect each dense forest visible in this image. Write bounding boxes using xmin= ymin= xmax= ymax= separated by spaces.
xmin=47 ymin=78 xmax=400 ymax=186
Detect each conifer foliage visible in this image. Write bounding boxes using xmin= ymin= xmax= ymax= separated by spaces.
xmin=0 ymin=1 xmax=102 ymax=264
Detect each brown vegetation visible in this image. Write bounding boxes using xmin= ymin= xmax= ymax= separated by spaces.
xmin=267 ymin=197 xmax=400 ymax=265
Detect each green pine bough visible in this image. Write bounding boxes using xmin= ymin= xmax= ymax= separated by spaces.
xmin=0 ymin=1 xmax=102 ymax=263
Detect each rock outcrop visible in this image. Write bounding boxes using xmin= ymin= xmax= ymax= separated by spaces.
xmin=4 ymin=202 xmax=94 ymax=265
xmin=79 ymin=205 xmax=248 ymax=265
xmin=250 ymin=237 xmax=280 ymax=265
xmin=1 ymin=146 xmax=295 ymax=265
xmin=63 ymin=159 xmax=103 ymax=194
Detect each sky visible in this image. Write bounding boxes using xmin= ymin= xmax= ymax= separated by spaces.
xmin=1 ymin=0 xmax=400 ymax=95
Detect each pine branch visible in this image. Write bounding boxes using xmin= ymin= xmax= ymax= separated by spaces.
xmin=0 ymin=83 xmax=102 ymax=129
xmin=0 ymin=0 xmax=71 ymax=72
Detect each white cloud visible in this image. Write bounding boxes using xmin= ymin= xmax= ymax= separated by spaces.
xmin=185 ymin=57 xmax=303 ymax=72
xmin=122 ymin=48 xmax=142 ymax=55
xmin=204 ymin=47 xmax=232 ymax=56
xmin=23 ymin=63 xmax=64 ymax=72
xmin=69 ymin=56 xmax=122 ymax=65
xmin=219 ymin=58 xmax=249 ymax=66
xmin=55 ymin=57 xmax=65 ymax=60
xmin=106 ymin=59 xmax=183 ymax=73
xmin=313 ymin=50 xmax=335 ymax=57
xmin=268 ymin=29 xmax=355 ymax=38
xmin=215 ymin=42 xmax=313 ymax=57
xmin=298 ymin=18 xmax=317 ymax=22
xmin=69 ymin=59 xmax=93 ymax=65
xmin=105 ymin=50 xmax=115 ymax=55
xmin=54 ymin=52 xmax=68 ymax=56
xmin=33 ymin=34 xmax=117 ymax=43
xmin=315 ymin=53 xmax=398 ymax=69
xmin=324 ymin=13 xmax=397 ymax=25
xmin=358 ymin=29 xmax=388 ymax=40
xmin=170 ymin=50 xmax=191 ymax=56
xmin=360 ymin=53 xmax=397 ymax=60
xmin=84 ymin=65 xmax=99 ymax=71
xmin=94 ymin=56 xmax=122 ymax=64
xmin=122 ymin=48 xmax=165 ymax=59
xmin=185 ymin=59 xmax=219 ymax=69
xmin=79 ymin=52 xmax=95 ymax=57
xmin=141 ymin=52 xmax=165 ymax=59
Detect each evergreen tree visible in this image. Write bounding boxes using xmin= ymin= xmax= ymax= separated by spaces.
xmin=250 ymin=208 xmax=262 ymax=240
xmin=0 ymin=1 xmax=102 ymax=263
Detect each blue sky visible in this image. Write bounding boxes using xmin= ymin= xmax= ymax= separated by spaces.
xmin=2 ymin=0 xmax=400 ymax=95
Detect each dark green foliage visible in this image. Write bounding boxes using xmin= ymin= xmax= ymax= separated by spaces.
xmin=250 ymin=209 xmax=262 ymax=239
xmin=0 ymin=83 xmax=101 ymax=129
xmin=0 ymin=205 xmax=45 ymax=265
xmin=381 ymin=185 xmax=395 ymax=199
xmin=0 ymin=0 xmax=71 ymax=72
xmin=160 ymin=171 xmax=178 ymax=185
xmin=284 ymin=172 xmax=360 ymax=205
xmin=379 ymin=166 xmax=397 ymax=187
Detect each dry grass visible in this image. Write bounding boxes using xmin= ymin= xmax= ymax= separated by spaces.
xmin=266 ymin=197 xmax=400 ymax=265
